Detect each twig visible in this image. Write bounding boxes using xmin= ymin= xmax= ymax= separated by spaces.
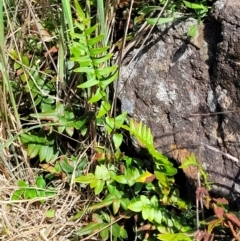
xmin=190 ymin=110 xmax=240 ymax=116
xmin=200 ymin=142 xmax=239 ymax=162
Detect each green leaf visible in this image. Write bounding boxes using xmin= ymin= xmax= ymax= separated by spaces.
xmin=14 ymin=62 xmax=21 ymax=70
xmin=113 ymin=199 xmax=121 ymax=214
xmin=45 ymin=188 xmax=56 ymax=196
xmin=94 ymin=165 xmax=110 ymax=180
xmin=90 ymin=46 xmax=109 ymax=55
xmin=45 ymin=146 xmax=54 ymax=163
xmin=153 ymin=154 xmax=173 ymax=167
xmin=125 ymin=167 xmax=140 ymax=185
xmin=160 ymin=165 xmax=177 ymax=176
xmin=62 ymin=0 xmax=74 ymax=32
xmin=71 ymin=32 xmax=86 ymax=42
xmin=20 ymin=133 xmax=33 ymax=144
xmin=90 ymin=178 xmax=98 ymax=188
xmin=75 ymin=173 xmax=95 ymax=183
xmin=142 ymin=206 xmax=150 ymax=220
xmin=92 ymin=53 xmax=113 ymax=66
xmin=74 ymin=0 xmax=85 ymax=21
xmin=36 ymin=176 xmax=46 ymax=188
xmin=114 ymin=175 xmax=128 ymax=184
xmin=100 ymin=223 xmax=109 ymax=240
xmin=96 ymin=66 xmax=117 ymax=77
xmin=18 ymin=180 xmax=28 ymax=187
xmin=89 ymin=194 xmax=115 ymax=210
xmin=146 ymin=17 xmax=174 ymax=25
xmin=154 ymin=209 xmax=162 ymax=224
xmin=39 ymin=145 xmax=48 ymax=162
xmin=70 ymin=210 xmax=84 ymax=220
xmin=12 ymin=190 xmax=24 ymax=200
xmin=113 ymin=133 xmax=123 ymax=150
xmin=134 ymin=182 xmax=144 ymax=194
xmin=46 ymin=209 xmax=55 ymax=218
xmin=157 ymin=233 xmax=192 ymax=241
xmin=9 ymin=49 xmax=18 ymax=60
xmin=31 ymin=110 xmax=58 ymax=122
xmin=188 ymin=24 xmax=198 ymax=37
xmin=120 ymin=198 xmax=131 ymax=210
xmin=97 ymin=101 xmax=111 ymax=118
xmin=78 ymin=78 xmax=99 ymax=88
xmin=74 ymin=67 xmax=95 ymax=74
xmin=140 ymin=6 xmax=162 ymax=14
xmin=120 ymin=226 xmax=128 ymax=239
xmin=140 ymin=195 xmax=151 ymax=205
xmin=112 ymin=223 xmax=121 ymax=238
xmin=115 ymin=112 xmax=127 ymax=126
xmin=85 ymin=24 xmax=98 ymax=35
xmin=183 ymin=1 xmax=207 ymax=10
xmin=65 ymin=126 xmax=74 ymax=137
xmin=179 ymin=154 xmax=198 ymax=169
xmin=105 ymin=116 xmax=115 ymax=133
xmin=94 ymin=165 xmax=102 ymax=179
xmin=94 ymin=179 xmax=105 ymax=195
xmin=22 ymin=55 xmax=29 ymax=67
xmin=72 ymin=55 xmax=91 ymax=66
xmin=99 ymin=70 xmax=118 ymax=89
xmin=128 ymin=201 xmax=143 ymax=212
xmin=136 ymin=171 xmax=155 ymax=183
xmin=60 ymin=159 xmax=74 ymax=174
xmin=74 ymin=119 xmax=86 ymax=129
xmin=27 ymin=144 xmax=41 ymax=158
xmin=155 ymin=171 xmax=169 ymax=188
xmin=108 ymin=185 xmax=123 ymax=199
xmin=150 ymin=195 xmax=159 ymax=207
xmin=148 ymin=208 xmax=155 ymax=222
xmin=88 ymin=88 xmax=105 ymax=103
xmin=25 ymin=189 xmax=37 ymax=199
xmin=88 ymin=34 xmax=104 ymax=46
xmin=76 ymin=222 xmax=102 ymax=236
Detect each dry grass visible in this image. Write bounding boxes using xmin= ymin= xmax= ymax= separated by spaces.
xmin=0 ymin=171 xmax=94 ymax=241
xmin=0 ymin=1 xmax=95 ymax=240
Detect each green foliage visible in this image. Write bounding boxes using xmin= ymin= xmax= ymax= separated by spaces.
xmin=20 ymin=129 xmax=59 ymax=162
xmin=9 ymin=49 xmax=56 ymax=112
xmin=76 ymin=212 xmax=127 ymax=241
xmin=70 ymin=0 xmax=118 ymax=104
xmin=119 ymin=119 xmax=176 ymax=175
xmin=4 ymin=0 xmax=233 ymax=241
xmin=183 ymin=1 xmax=209 ymax=20
xmin=74 ymin=118 xmax=192 ymax=240
xmin=179 ymin=153 xmax=211 ymax=190
xmin=158 ymin=233 xmax=192 ymax=241
xmin=30 ymin=102 xmax=92 ymax=136
xmin=12 ymin=176 xmax=56 ymax=203
xmin=138 ymin=0 xmax=210 ymax=38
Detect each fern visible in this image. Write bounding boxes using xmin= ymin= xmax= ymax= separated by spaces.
xmin=70 ymin=0 xmax=118 ymax=107
xmin=119 ymin=118 xmax=177 ymax=175
xmin=20 ymin=129 xmax=59 ymax=162
xmin=179 ymin=153 xmax=211 ymax=189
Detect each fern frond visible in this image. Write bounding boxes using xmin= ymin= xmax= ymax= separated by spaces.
xmin=179 ymin=153 xmax=198 ymax=169
xmin=20 ymin=130 xmax=58 ymax=162
xmin=70 ymin=0 xmax=118 ymax=101
xmin=119 ymin=119 xmax=173 ymax=167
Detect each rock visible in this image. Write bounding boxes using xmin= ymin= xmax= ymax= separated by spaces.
xmin=118 ymin=0 xmax=240 ymax=204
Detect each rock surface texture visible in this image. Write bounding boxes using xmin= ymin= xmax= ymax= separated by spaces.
xmin=118 ymin=0 xmax=240 ymax=203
